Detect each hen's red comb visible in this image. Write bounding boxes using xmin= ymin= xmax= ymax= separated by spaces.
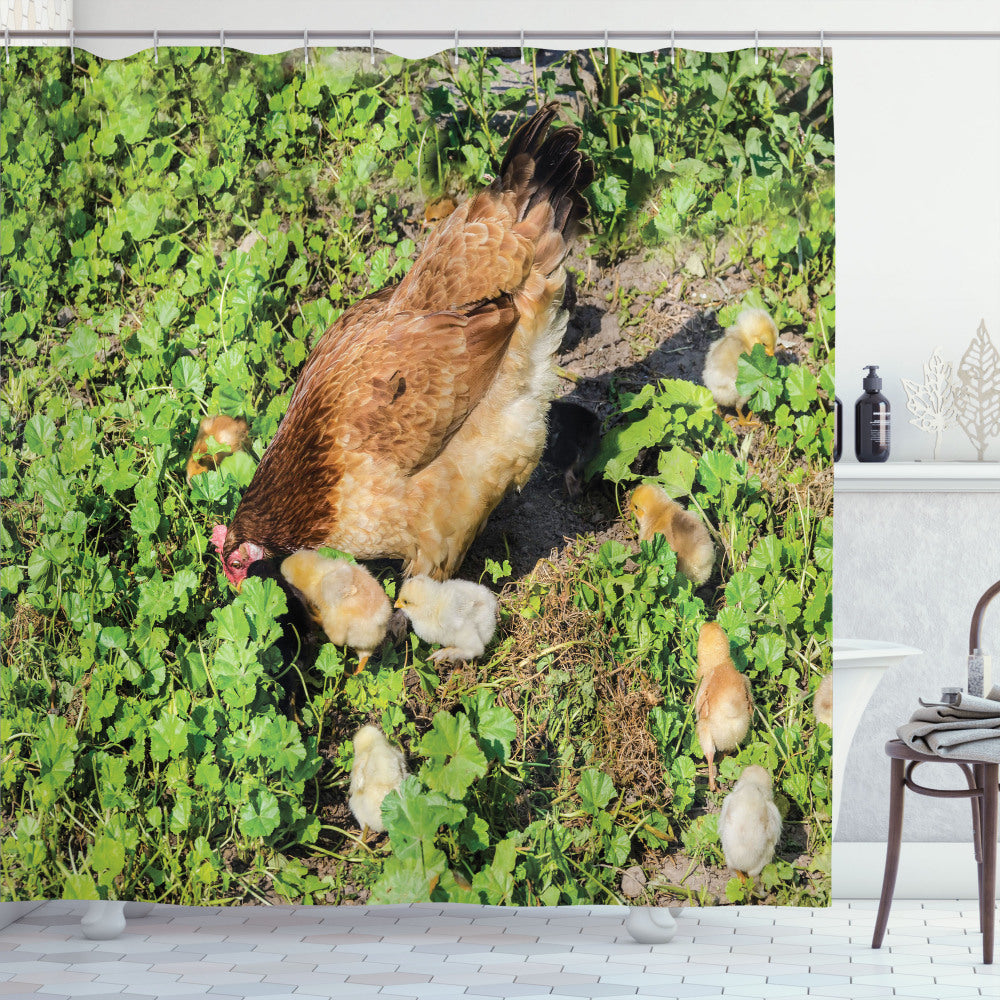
xmin=210 ymin=524 xmax=228 ymax=554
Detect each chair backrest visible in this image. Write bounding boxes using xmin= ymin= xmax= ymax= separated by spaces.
xmin=969 ymin=579 xmax=1000 ymax=654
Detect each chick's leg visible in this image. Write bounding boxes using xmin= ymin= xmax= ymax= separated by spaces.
xmin=697 ymin=721 xmax=718 ymax=792
xmin=732 ymin=403 xmax=761 ymax=429
xmin=349 ymin=652 xmax=370 ymax=676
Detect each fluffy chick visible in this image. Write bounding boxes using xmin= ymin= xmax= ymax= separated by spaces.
xmin=719 ymin=764 xmax=782 ymax=880
xmin=395 ymin=576 xmax=498 ymax=662
xmin=702 ymin=308 xmax=778 ymax=420
xmin=348 ymin=725 xmax=407 ymax=835
xmin=186 ymin=415 xmax=248 ymax=484
xmin=696 ymin=622 xmax=754 ymax=792
xmin=814 ymin=673 xmax=833 ymax=726
xmin=542 ymin=400 xmax=601 ymax=497
xmin=280 ymin=550 xmax=392 ymax=673
xmin=629 ymin=483 xmax=715 ymax=585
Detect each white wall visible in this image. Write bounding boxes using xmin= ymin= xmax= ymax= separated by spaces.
xmin=834 ymin=490 xmax=1000 ymax=844
xmin=835 ymin=41 xmax=1000 ymax=462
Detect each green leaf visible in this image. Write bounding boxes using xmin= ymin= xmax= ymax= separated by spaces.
xmin=382 ymin=776 xmax=466 ymax=859
xmin=24 ymin=414 xmax=56 ymax=454
xmin=35 ymin=715 xmax=77 ymax=806
xmin=754 ymin=633 xmax=786 ymax=675
xmin=465 ymin=690 xmax=516 ymax=763
xmin=736 ymin=344 xmax=781 ymax=412
xmin=239 ymin=789 xmax=282 ymax=839
xmin=814 ymin=516 xmax=833 ymax=572
xmin=418 ymin=712 xmax=487 ymax=800
xmin=629 ymin=132 xmax=656 ymax=173
xmin=748 ymin=535 xmax=784 ymax=575
xmin=577 ymin=767 xmax=615 ymax=816
xmin=656 ymin=447 xmax=698 ymax=497
xmin=65 ymin=327 xmax=99 ymax=377
xmin=697 ymin=450 xmax=737 ymax=497
xmin=786 ymin=365 xmax=818 ymax=412
xmin=150 ymin=714 xmax=187 ymax=763
xmin=171 ymin=356 xmax=205 ymax=397
xmin=725 ymin=876 xmax=747 ymax=902
xmin=725 ymin=569 xmax=762 ymax=609
xmin=124 ymin=191 xmax=162 ymax=242
xmin=62 ymin=873 xmax=100 ymax=901
xmin=368 ymin=852 xmax=446 ymax=904
xmin=91 ymin=834 xmax=126 ymax=881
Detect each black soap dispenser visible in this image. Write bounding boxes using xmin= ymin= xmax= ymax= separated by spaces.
xmin=855 ymin=365 xmax=890 ymax=463
xmin=833 ymin=397 xmax=842 ymax=462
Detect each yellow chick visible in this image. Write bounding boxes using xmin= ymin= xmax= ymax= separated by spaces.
xmin=186 ymin=415 xmax=249 ymax=484
xmin=629 ymin=483 xmax=715 ymax=585
xmin=348 ymin=725 xmax=408 ymax=835
xmin=695 ymin=622 xmax=754 ymax=792
xmin=702 ymin=308 xmax=778 ymax=424
xmin=395 ymin=576 xmax=498 ymax=662
xmin=719 ymin=764 xmax=782 ymax=880
xmin=814 ymin=673 xmax=833 ymax=726
xmin=280 ymin=550 xmax=392 ymax=673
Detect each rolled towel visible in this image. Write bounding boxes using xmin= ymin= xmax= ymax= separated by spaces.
xmin=896 ymin=685 xmax=1000 ymax=762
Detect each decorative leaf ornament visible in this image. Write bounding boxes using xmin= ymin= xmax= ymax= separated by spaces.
xmin=956 ymin=320 xmax=1000 ymax=460
xmin=902 ymin=350 xmax=962 ymax=459
xmin=901 ymin=320 xmax=1000 ymax=461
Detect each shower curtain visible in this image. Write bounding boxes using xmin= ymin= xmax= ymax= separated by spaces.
xmin=1 ymin=42 xmax=834 ymax=908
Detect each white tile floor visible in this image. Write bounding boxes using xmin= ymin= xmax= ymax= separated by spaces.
xmin=0 ymin=900 xmax=995 ymax=999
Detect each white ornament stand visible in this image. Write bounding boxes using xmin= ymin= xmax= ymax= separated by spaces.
xmin=624 ymin=906 xmax=680 ymax=943
xmin=80 ymin=901 xmax=153 ymax=940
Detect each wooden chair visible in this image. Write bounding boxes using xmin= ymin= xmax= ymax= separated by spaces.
xmin=872 ymin=579 xmax=1000 ymax=965
xmin=872 ymin=741 xmax=997 ymax=963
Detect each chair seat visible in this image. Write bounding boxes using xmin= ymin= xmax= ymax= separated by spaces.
xmin=884 ymin=738 xmax=988 ymax=768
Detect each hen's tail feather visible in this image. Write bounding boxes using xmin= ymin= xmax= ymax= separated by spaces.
xmin=496 ymin=102 xmax=593 ymax=251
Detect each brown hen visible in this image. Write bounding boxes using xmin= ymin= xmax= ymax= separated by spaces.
xmin=213 ymin=104 xmax=592 ymax=586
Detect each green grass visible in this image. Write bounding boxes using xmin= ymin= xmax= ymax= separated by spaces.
xmin=2 ymin=45 xmax=832 ymax=906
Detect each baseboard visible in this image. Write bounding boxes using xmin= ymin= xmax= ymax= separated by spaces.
xmin=0 ymin=902 xmax=42 ymax=931
xmin=834 ymin=842 xmax=983 ymax=899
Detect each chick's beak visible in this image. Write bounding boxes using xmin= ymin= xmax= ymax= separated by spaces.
xmin=765 ymin=344 xmax=775 ymax=357
xmin=393 ymin=598 xmax=403 ymax=609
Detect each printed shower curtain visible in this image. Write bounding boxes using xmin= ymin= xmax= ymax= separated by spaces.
xmin=1 ymin=42 xmax=834 ymax=909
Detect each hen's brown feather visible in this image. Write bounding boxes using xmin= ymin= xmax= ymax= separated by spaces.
xmin=224 ymin=104 xmax=590 ymax=578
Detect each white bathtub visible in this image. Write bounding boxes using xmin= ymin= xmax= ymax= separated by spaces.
xmin=830 ymin=639 xmax=922 ymax=838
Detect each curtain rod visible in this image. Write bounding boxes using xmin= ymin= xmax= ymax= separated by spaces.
xmin=3 ymin=29 xmax=1000 ymax=45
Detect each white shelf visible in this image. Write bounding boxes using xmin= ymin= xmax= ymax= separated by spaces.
xmin=835 ymin=461 xmax=1000 ymax=492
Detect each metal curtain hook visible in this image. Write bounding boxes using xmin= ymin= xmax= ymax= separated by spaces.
xmin=670 ymin=28 xmax=675 ymax=69
xmin=604 ymin=29 xmax=609 ymax=64
xmin=4 ymin=27 xmax=9 ymax=65
xmin=70 ymin=28 xmax=75 ymax=66
xmin=153 ymin=29 xmax=159 ymax=64
xmin=303 ymin=29 xmax=308 ymax=68
xmin=820 ymin=29 xmax=825 ymax=65
xmin=754 ymin=29 xmax=759 ymax=65
xmin=520 ymin=29 xmax=524 ymax=66
xmin=220 ymin=29 xmax=225 ymax=66
xmin=454 ymin=29 xmax=459 ymax=66
xmin=370 ymin=28 xmax=375 ymax=65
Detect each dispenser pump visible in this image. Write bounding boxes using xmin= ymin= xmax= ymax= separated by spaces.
xmin=862 ymin=365 xmax=882 ymax=393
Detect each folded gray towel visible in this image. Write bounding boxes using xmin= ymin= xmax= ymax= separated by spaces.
xmin=896 ymin=685 xmax=1000 ymax=763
